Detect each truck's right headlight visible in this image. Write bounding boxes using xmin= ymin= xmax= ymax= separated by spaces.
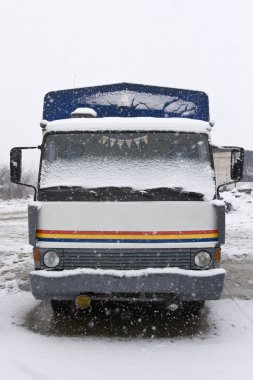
xmin=194 ymin=251 xmax=211 ymax=269
xmin=43 ymin=251 xmax=60 ymax=268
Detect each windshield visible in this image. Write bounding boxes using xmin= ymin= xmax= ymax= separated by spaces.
xmin=40 ymin=131 xmax=215 ymax=201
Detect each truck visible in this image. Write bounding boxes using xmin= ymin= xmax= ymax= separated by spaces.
xmin=10 ymin=83 xmax=244 ymax=314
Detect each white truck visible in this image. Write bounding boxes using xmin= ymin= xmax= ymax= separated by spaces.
xmin=10 ymin=83 xmax=244 ymax=314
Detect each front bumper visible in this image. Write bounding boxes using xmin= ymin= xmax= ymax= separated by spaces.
xmin=30 ymin=267 xmax=225 ymax=301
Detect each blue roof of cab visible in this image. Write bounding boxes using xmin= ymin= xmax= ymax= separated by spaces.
xmin=43 ymin=82 xmax=209 ymax=122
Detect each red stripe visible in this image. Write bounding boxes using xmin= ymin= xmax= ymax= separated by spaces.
xmin=36 ymin=229 xmax=218 ymax=235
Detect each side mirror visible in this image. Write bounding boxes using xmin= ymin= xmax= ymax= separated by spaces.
xmin=10 ymin=148 xmax=22 ymax=183
xmin=231 ymin=148 xmax=244 ymax=181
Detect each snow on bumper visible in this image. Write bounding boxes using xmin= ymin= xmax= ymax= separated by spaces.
xmin=29 ymin=267 xmax=226 ymax=301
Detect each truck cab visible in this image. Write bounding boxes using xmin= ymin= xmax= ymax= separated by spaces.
xmin=10 ymin=83 xmax=243 ymax=314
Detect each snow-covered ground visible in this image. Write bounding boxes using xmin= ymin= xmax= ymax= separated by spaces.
xmin=222 ymin=185 xmax=253 ymax=260
xmin=0 ymin=188 xmax=253 ymax=379
xmin=1 ymin=291 xmax=253 ymax=380
xmin=0 ymin=198 xmax=32 ymax=292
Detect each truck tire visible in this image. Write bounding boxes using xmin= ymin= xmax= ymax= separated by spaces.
xmin=50 ymin=300 xmax=74 ymax=315
xmin=181 ymin=301 xmax=205 ymax=315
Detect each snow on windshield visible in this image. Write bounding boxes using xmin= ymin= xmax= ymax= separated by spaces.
xmin=40 ymin=132 xmax=215 ymax=200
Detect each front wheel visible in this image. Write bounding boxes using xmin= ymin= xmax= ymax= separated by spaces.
xmin=50 ymin=300 xmax=74 ymax=315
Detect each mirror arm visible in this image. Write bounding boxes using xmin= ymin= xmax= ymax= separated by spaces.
xmin=12 ymin=146 xmax=40 ymax=150
xmin=216 ymin=179 xmax=241 ymax=199
xmin=15 ymin=182 xmax=37 ymax=201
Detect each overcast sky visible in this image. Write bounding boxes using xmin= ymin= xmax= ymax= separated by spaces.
xmin=0 ymin=0 xmax=252 ymax=164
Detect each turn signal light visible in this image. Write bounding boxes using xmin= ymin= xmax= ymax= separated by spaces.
xmin=33 ymin=248 xmax=41 ymax=263
xmin=213 ymin=248 xmax=221 ymax=263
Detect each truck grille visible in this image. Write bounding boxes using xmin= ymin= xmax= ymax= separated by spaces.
xmin=63 ymin=249 xmax=191 ymax=270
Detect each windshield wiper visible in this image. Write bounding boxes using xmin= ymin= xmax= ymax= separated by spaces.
xmin=91 ymin=186 xmax=133 ymax=192
xmin=95 ymin=187 xmax=156 ymax=198
xmin=143 ymin=187 xmax=204 ymax=199
xmin=41 ymin=186 xmax=136 ymax=195
xmin=41 ymin=186 xmax=84 ymax=190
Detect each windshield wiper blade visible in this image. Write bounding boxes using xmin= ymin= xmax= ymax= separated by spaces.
xmin=41 ymin=186 xmax=134 ymax=193
xmin=144 ymin=187 xmax=183 ymax=193
xmin=143 ymin=187 xmax=204 ymax=199
xmin=93 ymin=187 xmax=155 ymax=199
xmin=41 ymin=186 xmax=80 ymax=190
xmin=93 ymin=186 xmax=133 ymax=192
xmin=181 ymin=190 xmax=204 ymax=199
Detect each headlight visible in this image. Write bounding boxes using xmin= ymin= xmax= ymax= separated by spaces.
xmin=195 ymin=251 xmax=211 ymax=269
xmin=43 ymin=251 xmax=60 ymax=268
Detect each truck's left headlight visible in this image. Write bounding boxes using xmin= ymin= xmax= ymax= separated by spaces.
xmin=43 ymin=251 xmax=60 ymax=268
xmin=195 ymin=251 xmax=211 ymax=269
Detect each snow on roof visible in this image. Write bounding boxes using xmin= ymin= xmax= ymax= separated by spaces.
xmin=79 ymin=90 xmax=197 ymax=115
xmin=44 ymin=117 xmax=211 ymax=134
